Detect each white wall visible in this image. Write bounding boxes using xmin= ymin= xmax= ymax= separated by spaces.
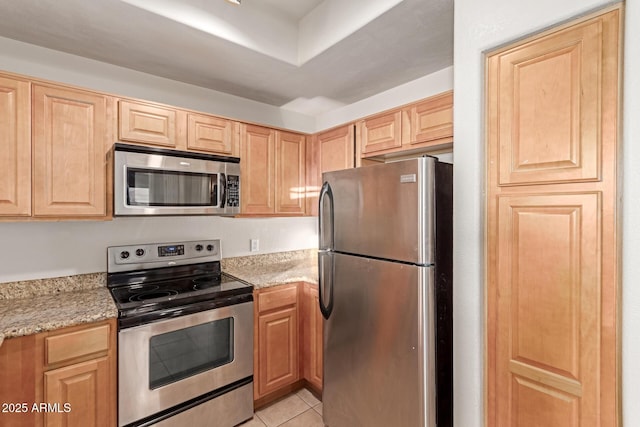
xmin=315 ymin=66 xmax=453 ymax=131
xmin=0 ymin=36 xmax=316 ymax=133
xmin=622 ymin=0 xmax=640 ymax=424
xmin=0 ymin=217 xmax=318 ymax=283
xmin=453 ymin=1 xmax=636 ymax=426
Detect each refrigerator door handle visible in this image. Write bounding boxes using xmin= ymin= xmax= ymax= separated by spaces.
xmin=318 ymin=250 xmax=334 ymax=319
xmin=318 ymin=181 xmax=334 ymax=251
xmin=318 ymin=181 xmax=335 ymax=319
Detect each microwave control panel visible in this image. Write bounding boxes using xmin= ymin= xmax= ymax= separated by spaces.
xmin=227 ymin=175 xmax=240 ymax=207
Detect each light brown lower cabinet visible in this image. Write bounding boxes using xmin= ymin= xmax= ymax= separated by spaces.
xmin=0 ymin=319 xmax=117 ymax=427
xmin=254 ymin=282 xmax=323 ymax=407
xmin=302 ymin=283 xmax=323 ymax=393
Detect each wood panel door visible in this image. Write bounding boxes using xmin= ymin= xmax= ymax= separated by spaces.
xmin=240 ymin=124 xmax=275 ymax=215
xmin=119 ymin=100 xmax=182 ymax=148
xmin=32 ymin=84 xmax=112 ymax=218
xmin=403 ymin=90 xmax=453 ymax=147
xmin=486 ymin=7 xmax=620 ymax=426
xmin=187 ymin=113 xmax=238 ymax=156
xmin=44 ymin=357 xmax=112 ymax=427
xmin=307 ymin=124 xmax=355 ymax=215
xmin=492 ymin=18 xmax=609 ymax=186
xmin=495 ymin=193 xmax=600 ymax=425
xmin=257 ymin=306 xmax=299 ymax=397
xmin=0 ymin=334 xmax=39 ymax=427
xmin=0 ymin=75 xmax=31 ymax=217
xmin=359 ymin=110 xmax=402 ymax=155
xmin=303 ymin=283 xmax=323 ymax=392
xmin=275 ymin=131 xmax=306 ymax=215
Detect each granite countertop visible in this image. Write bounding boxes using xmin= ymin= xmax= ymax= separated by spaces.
xmin=222 ymin=249 xmax=318 ymax=289
xmin=0 ymin=249 xmax=318 ymax=347
xmin=0 ymin=273 xmax=118 ymax=347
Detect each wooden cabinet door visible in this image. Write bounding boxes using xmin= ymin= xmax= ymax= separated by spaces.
xmin=240 ymin=124 xmax=275 ymax=215
xmin=403 ymin=90 xmax=453 ymax=147
xmin=0 ymin=334 xmax=39 ymax=427
xmin=495 ymin=193 xmax=600 ymax=425
xmin=187 ymin=113 xmax=238 ymax=156
xmin=275 ymin=131 xmax=306 ymax=215
xmin=44 ymin=357 xmax=112 ymax=427
xmin=491 ymin=17 xmax=610 ymax=186
xmin=359 ymin=110 xmax=402 ymax=155
xmin=486 ymin=7 xmax=620 ymax=426
xmin=119 ymin=100 xmax=181 ymax=148
xmin=32 ymin=84 xmax=111 ymax=218
xmin=307 ymin=124 xmax=355 ymax=215
xmin=303 ymin=283 xmax=323 ymax=391
xmin=0 ymin=75 xmax=31 ymax=217
xmin=257 ymin=306 xmax=299 ymax=397
xmin=316 ymin=124 xmax=355 ymax=174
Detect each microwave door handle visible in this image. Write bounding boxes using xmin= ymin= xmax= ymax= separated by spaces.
xmin=220 ymin=173 xmax=227 ymax=208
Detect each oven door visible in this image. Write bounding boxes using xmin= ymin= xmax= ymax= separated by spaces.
xmin=118 ymin=301 xmax=253 ymax=426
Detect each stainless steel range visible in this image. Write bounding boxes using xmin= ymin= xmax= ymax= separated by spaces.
xmin=107 ymin=240 xmax=254 ymax=427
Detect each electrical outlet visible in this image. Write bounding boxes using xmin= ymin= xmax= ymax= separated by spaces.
xmin=250 ymin=239 xmax=259 ymax=252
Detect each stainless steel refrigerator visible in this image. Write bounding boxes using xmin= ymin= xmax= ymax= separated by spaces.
xmin=318 ymin=156 xmax=452 ymax=427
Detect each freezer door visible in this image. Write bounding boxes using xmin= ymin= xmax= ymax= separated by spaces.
xmin=323 ymin=253 xmax=436 ymax=427
xmin=322 ymin=157 xmax=435 ymax=265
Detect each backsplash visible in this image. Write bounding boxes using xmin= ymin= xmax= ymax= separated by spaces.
xmin=0 ymin=216 xmax=317 ymax=284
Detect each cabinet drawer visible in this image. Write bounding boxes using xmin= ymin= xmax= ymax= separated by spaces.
xmin=258 ymin=284 xmax=298 ymax=313
xmin=45 ymin=324 xmax=110 ymax=367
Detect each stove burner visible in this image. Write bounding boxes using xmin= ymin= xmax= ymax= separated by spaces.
xmin=193 ymin=277 xmax=221 ymax=291
xmin=127 ymin=284 xmax=159 ymax=293
xmin=129 ymin=289 xmax=179 ymax=302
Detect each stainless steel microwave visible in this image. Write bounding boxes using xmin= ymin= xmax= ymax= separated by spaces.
xmin=113 ymin=143 xmax=240 ymax=216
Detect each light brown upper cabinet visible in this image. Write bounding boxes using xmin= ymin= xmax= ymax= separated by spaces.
xmin=359 ymin=110 xmax=402 ymax=155
xmin=240 ymin=124 xmax=306 ymax=216
xmin=119 ymin=99 xmax=181 ymax=148
xmin=402 ymin=91 xmax=453 ymax=149
xmin=32 ymin=83 xmax=114 ymax=218
xmin=306 ymin=124 xmax=356 ymax=215
xmin=187 ymin=113 xmax=239 ymax=156
xmin=119 ymin=99 xmax=239 ymax=156
xmin=275 ymin=130 xmax=306 ymax=214
xmin=358 ymin=91 xmax=453 ymax=158
xmin=486 ymin=7 xmax=620 ymax=427
xmin=0 ymin=74 xmax=31 ymax=217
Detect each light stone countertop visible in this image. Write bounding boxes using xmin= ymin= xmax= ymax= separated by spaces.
xmin=222 ymin=249 xmax=318 ymax=289
xmin=0 ymin=273 xmax=117 ymax=345
xmin=0 ymin=249 xmax=318 ymax=346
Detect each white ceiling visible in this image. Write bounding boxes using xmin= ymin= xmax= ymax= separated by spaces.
xmin=0 ymin=0 xmax=453 ymax=115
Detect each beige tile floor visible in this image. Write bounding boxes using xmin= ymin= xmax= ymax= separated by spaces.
xmin=240 ymin=388 xmax=324 ymax=427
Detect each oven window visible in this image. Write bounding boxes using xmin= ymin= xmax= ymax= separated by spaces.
xmin=149 ymin=318 xmax=233 ymax=389
xmin=126 ymin=168 xmax=217 ymax=207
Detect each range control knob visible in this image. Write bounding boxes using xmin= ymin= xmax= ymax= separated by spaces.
xmin=135 ymin=249 xmax=145 ymax=257
xmin=207 ymin=244 xmax=214 ymax=252
xmin=195 ymin=244 xmax=203 ymax=251
xmin=120 ymin=251 xmax=130 ymax=260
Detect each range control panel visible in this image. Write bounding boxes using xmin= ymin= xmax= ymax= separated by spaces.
xmin=107 ymin=240 xmax=221 ymax=273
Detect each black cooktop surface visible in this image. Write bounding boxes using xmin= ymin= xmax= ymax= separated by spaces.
xmin=107 ymin=262 xmax=253 ymax=325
